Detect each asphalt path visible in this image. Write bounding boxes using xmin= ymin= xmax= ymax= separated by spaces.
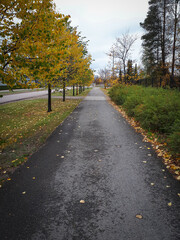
xmin=0 ymin=90 xmax=48 ymax=104
xmin=0 ymin=88 xmax=180 ymax=240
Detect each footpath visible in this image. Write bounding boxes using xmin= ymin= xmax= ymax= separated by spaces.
xmin=0 ymin=88 xmax=179 ymax=240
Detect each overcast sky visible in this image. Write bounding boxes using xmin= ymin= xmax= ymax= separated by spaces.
xmin=54 ymin=0 xmax=149 ymax=73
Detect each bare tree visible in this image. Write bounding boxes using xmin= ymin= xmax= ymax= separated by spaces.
xmin=98 ymin=67 xmax=110 ymax=88
xmin=114 ymin=32 xmax=137 ymax=83
xmin=106 ymin=46 xmax=116 ymax=79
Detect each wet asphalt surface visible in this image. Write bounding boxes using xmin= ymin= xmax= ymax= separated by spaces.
xmin=0 ymin=87 xmax=180 ymax=240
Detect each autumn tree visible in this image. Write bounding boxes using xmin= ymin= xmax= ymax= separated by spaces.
xmin=0 ymin=0 xmax=56 ymax=89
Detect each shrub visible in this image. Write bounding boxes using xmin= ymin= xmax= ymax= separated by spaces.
xmin=109 ymin=84 xmax=180 ymax=156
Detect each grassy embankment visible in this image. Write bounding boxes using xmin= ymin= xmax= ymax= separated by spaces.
xmin=0 ymin=88 xmax=91 ymax=183
xmin=108 ymin=85 xmax=180 ymax=178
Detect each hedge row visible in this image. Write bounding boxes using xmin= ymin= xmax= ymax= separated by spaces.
xmin=109 ymin=85 xmax=180 ymax=156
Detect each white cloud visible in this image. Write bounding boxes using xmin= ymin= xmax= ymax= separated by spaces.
xmin=54 ymin=0 xmax=149 ymax=71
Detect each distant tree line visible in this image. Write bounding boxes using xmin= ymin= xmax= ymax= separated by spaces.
xmin=97 ymin=0 xmax=179 ymax=88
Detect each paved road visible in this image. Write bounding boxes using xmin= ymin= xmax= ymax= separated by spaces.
xmin=0 ymin=88 xmax=180 ymax=240
xmin=0 ymin=90 xmax=48 ymax=104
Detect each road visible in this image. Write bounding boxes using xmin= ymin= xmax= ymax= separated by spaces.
xmin=0 ymin=88 xmax=180 ymax=240
xmin=0 ymin=90 xmax=48 ymax=104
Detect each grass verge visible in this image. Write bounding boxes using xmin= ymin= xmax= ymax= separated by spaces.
xmin=0 ymin=98 xmax=81 ymax=184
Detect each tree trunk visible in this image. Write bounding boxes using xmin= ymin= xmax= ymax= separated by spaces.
xmin=162 ymin=0 xmax=167 ymax=74
xmin=171 ymin=0 xmax=178 ymax=87
xmin=48 ymin=83 xmax=52 ymax=112
xmin=63 ymin=79 xmax=65 ymax=102
xmin=76 ymin=84 xmax=78 ymax=95
xmin=73 ymin=84 xmax=75 ymax=96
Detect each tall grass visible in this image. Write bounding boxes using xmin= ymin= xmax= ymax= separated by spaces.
xmin=109 ymin=85 xmax=180 ymax=156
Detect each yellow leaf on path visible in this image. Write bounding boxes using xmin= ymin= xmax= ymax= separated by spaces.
xmin=143 ymin=161 xmax=147 ymax=163
xmin=168 ymin=202 xmax=172 ymax=206
xmin=32 ymin=177 xmax=35 ymax=180
xmin=80 ymin=200 xmax=85 ymax=204
xmin=151 ymin=183 xmax=155 ymax=186
xmin=61 ymin=156 xmax=64 ymax=159
xmin=166 ymin=185 xmax=170 ymax=188
xmin=7 ymin=178 xmax=11 ymax=181
xmin=136 ymin=214 xmax=143 ymax=219
xmin=22 ymin=191 xmax=26 ymax=194
xmin=178 ymin=193 xmax=180 ymax=197
xmin=177 ymin=176 xmax=180 ymax=180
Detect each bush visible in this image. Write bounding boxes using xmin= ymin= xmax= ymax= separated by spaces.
xmin=109 ymin=84 xmax=180 ymax=156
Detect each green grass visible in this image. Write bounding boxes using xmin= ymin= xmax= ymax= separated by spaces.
xmin=0 ymin=98 xmax=81 ymax=181
xmin=109 ymin=84 xmax=180 ymax=157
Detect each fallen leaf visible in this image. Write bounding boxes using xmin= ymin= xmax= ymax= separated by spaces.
xmin=0 ymin=185 xmax=2 ymax=188
xmin=7 ymin=178 xmax=11 ymax=181
xmin=177 ymin=176 xmax=180 ymax=180
xmin=143 ymin=161 xmax=147 ymax=163
xmin=166 ymin=185 xmax=170 ymax=188
xmin=94 ymin=150 xmax=98 ymax=152
xmin=80 ymin=200 xmax=85 ymax=204
xmin=32 ymin=177 xmax=35 ymax=180
xmin=164 ymin=176 xmax=167 ymax=179
xmin=22 ymin=191 xmax=26 ymax=194
xmin=148 ymin=154 xmax=152 ymax=157
xmin=61 ymin=156 xmax=64 ymax=159
xmin=98 ymin=159 xmax=102 ymax=162
xmin=168 ymin=202 xmax=172 ymax=206
xmin=136 ymin=214 xmax=143 ymax=219
xmin=178 ymin=193 xmax=180 ymax=197
xmin=151 ymin=183 xmax=155 ymax=186
xmin=56 ymin=154 xmax=59 ymax=156
xmin=27 ymin=167 xmax=29 ymax=169
xmin=162 ymin=169 xmax=165 ymax=172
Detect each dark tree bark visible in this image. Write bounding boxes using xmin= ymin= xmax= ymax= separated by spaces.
xmin=63 ymin=79 xmax=65 ymax=102
xmin=171 ymin=0 xmax=179 ymax=87
xmin=73 ymin=84 xmax=75 ymax=96
xmin=48 ymin=83 xmax=52 ymax=112
xmin=76 ymin=84 xmax=78 ymax=95
xmin=162 ymin=0 xmax=167 ymax=75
